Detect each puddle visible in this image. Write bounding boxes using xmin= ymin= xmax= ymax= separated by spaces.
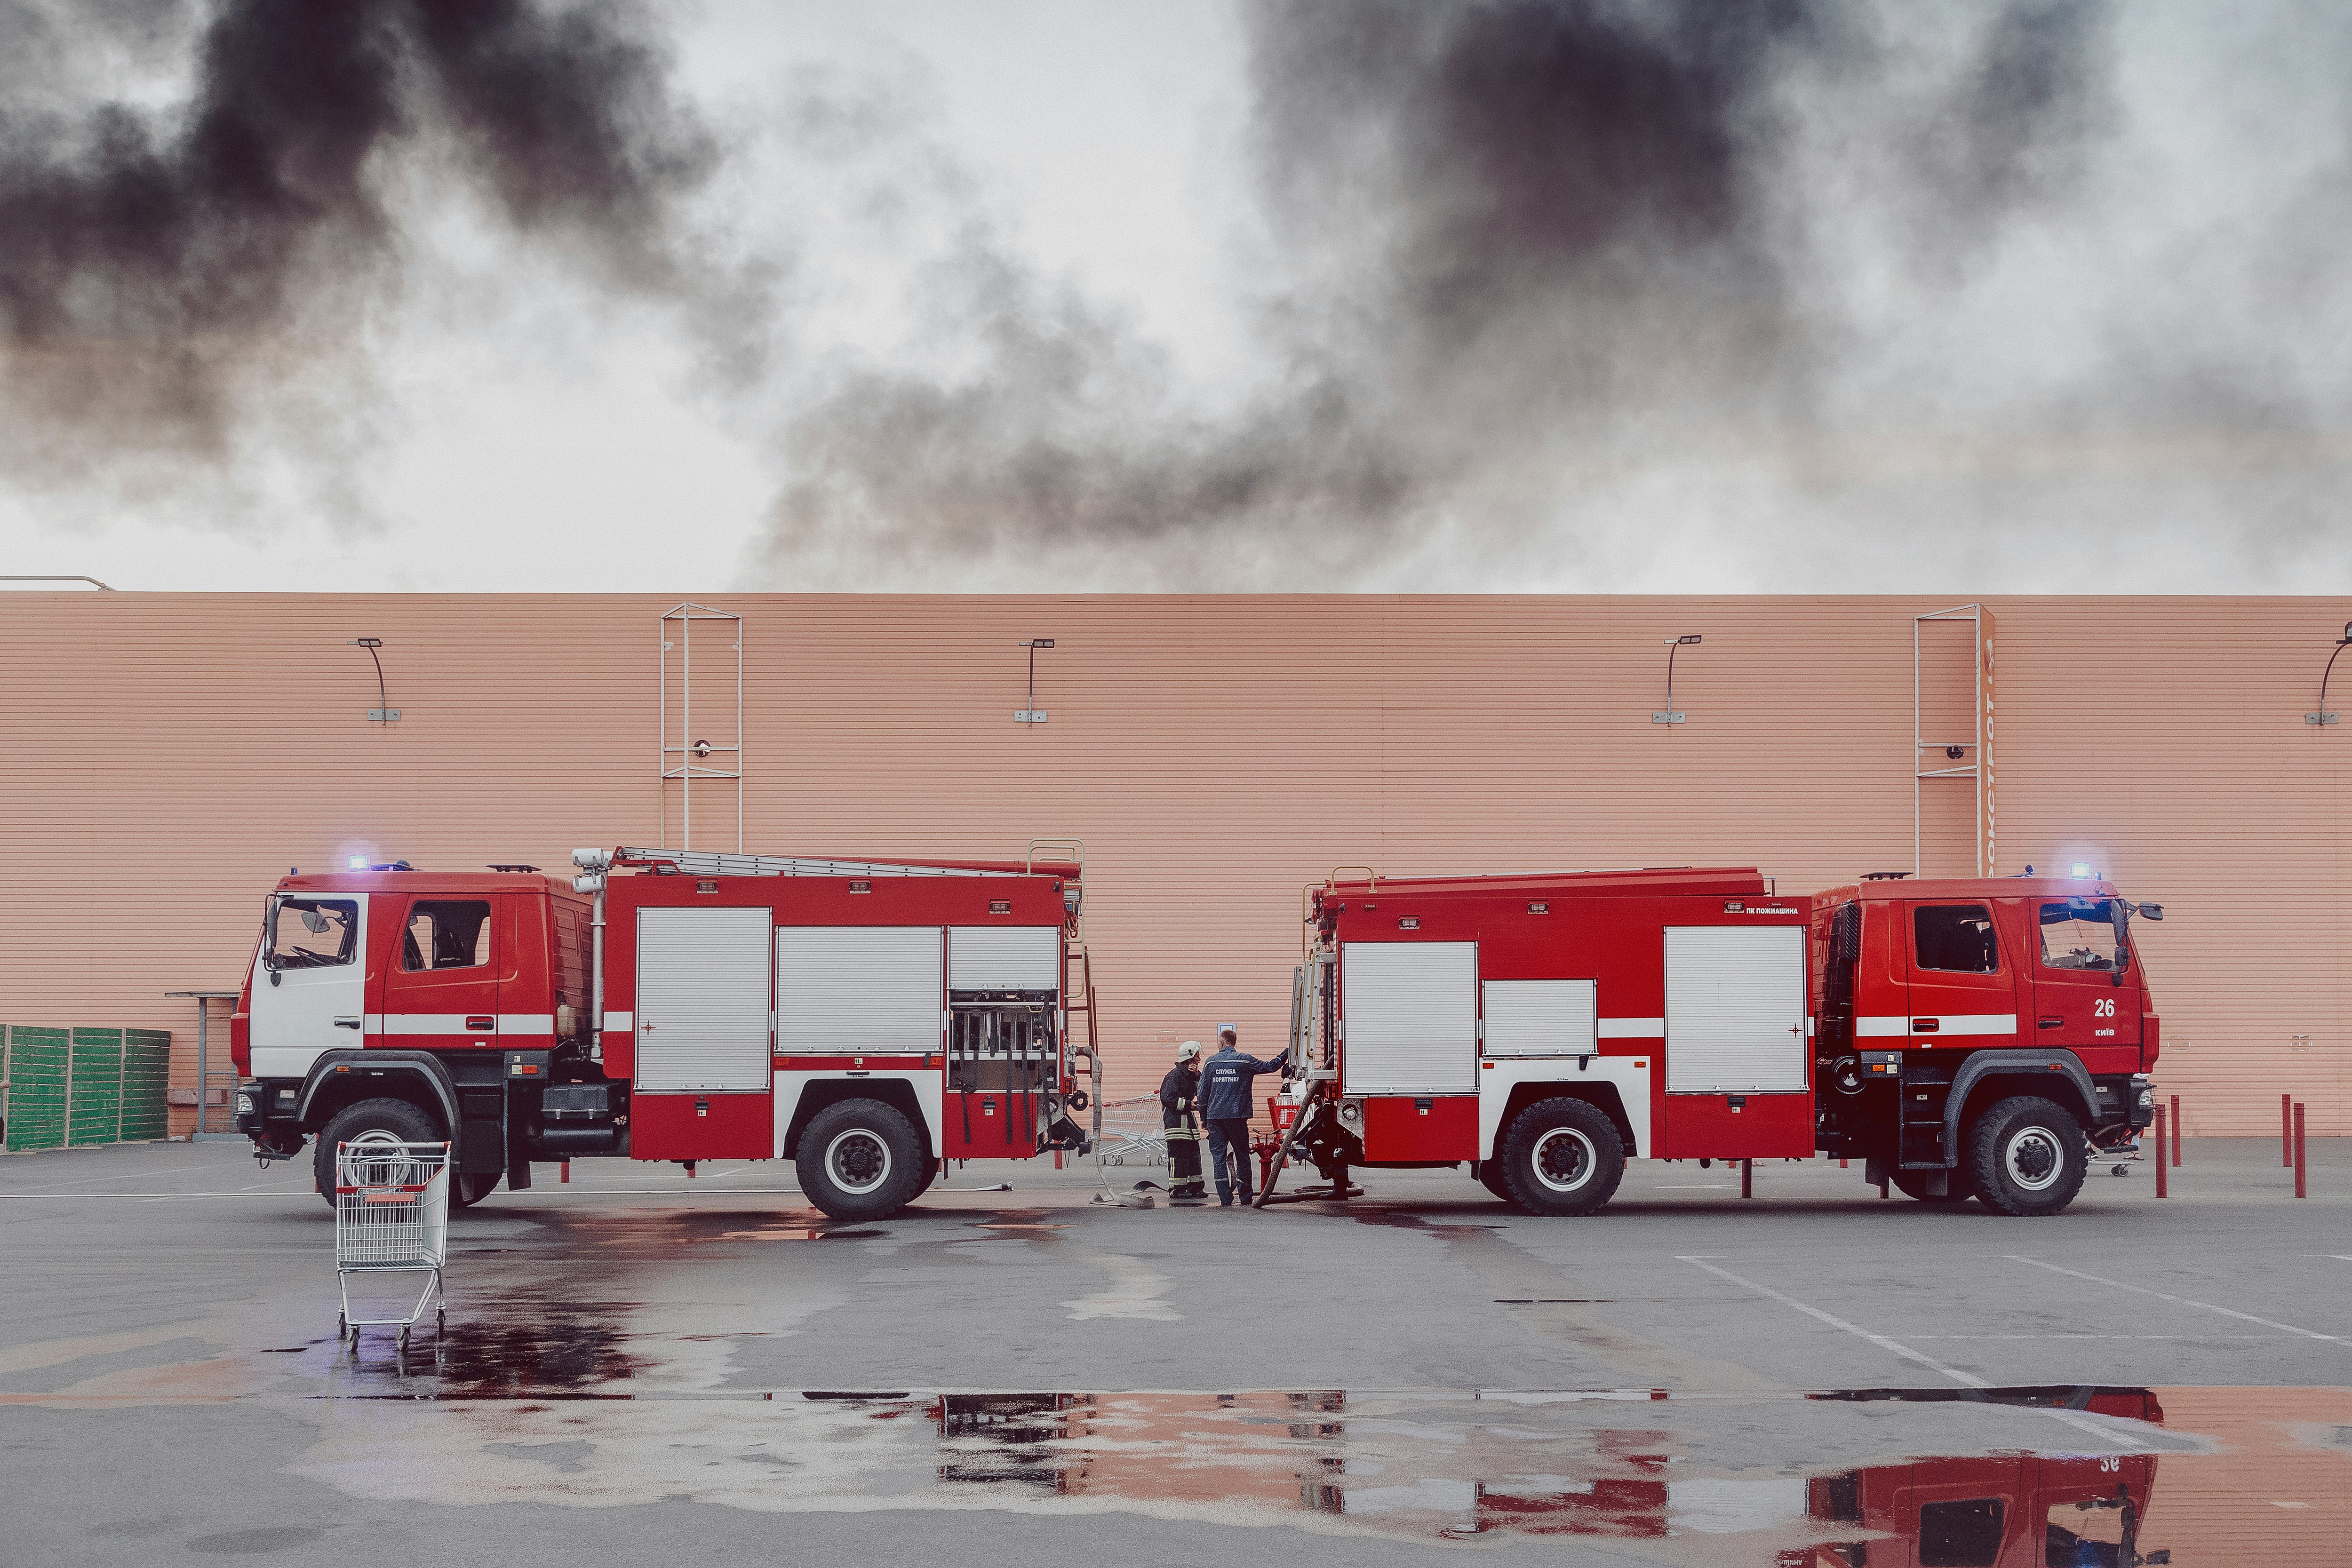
xmin=279 ymin=1383 xmax=2352 ymax=1561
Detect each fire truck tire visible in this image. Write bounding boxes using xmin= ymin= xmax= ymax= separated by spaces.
xmin=1499 ymin=1098 xmax=1625 ymax=1217
xmin=912 ymin=1156 xmax=940 ymax=1201
xmin=796 ymin=1099 xmax=925 ymax=1221
xmin=1964 ymin=1096 xmax=2088 ymax=1217
xmin=311 ymin=1098 xmax=442 ymax=1213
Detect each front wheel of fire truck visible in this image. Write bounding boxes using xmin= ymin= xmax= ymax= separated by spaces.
xmin=1965 ymin=1096 xmax=2089 ymax=1217
xmin=311 ymin=1098 xmax=441 ymax=1214
xmin=795 ymin=1099 xmax=925 ymax=1221
xmin=1499 ymin=1098 xmax=1626 ymax=1217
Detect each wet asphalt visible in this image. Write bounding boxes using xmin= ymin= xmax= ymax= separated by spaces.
xmin=1 ymin=1137 xmax=2346 ymax=1566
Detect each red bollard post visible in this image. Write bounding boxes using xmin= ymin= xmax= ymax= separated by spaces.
xmin=2153 ymin=1107 xmax=2167 ymax=1199
xmin=560 ymin=1160 xmax=571 ymax=1184
xmin=1741 ymin=1159 xmax=1754 ymax=1199
xmin=1839 ymin=1157 xmax=1849 ymax=1169
xmin=2169 ymin=1096 xmax=2182 ymax=1166
xmin=2284 ymin=1093 xmax=2295 ymax=1167
xmin=2294 ymin=1103 xmax=2307 ymax=1199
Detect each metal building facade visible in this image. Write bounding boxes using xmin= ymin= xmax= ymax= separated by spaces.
xmin=0 ymin=591 xmax=2343 ymax=1138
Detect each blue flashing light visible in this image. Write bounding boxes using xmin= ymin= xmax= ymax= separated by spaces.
xmin=2070 ymin=862 xmax=2092 ymax=878
xmin=349 ymin=856 xmax=367 ymax=868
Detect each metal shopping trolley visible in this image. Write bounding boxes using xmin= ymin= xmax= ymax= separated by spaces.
xmin=333 ymin=1140 xmax=450 ymax=1350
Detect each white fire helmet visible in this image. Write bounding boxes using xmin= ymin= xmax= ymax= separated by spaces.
xmin=1175 ymin=1040 xmax=1202 ymax=1061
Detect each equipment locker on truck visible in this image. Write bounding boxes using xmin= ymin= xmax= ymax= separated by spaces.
xmin=231 ymin=844 xmax=1097 ymax=1220
xmin=1261 ymin=866 xmax=2160 ymax=1217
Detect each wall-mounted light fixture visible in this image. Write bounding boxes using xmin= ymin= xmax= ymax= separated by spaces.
xmin=1652 ymin=634 xmax=1702 ymax=724
xmin=347 ymin=637 xmax=399 ymax=723
xmin=1015 ymin=638 xmax=1055 ymax=724
xmin=2304 ymin=621 xmax=2352 ymax=725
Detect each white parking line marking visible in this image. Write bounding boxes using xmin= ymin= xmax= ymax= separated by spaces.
xmin=1680 ymin=1257 xmax=1991 ymax=1388
xmin=1682 ymin=1256 xmax=2154 ymax=1450
xmin=2006 ymin=1257 xmax=2352 ymax=1346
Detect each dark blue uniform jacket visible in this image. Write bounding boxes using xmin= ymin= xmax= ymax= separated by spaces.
xmin=1196 ymin=1046 xmax=1286 ymax=1122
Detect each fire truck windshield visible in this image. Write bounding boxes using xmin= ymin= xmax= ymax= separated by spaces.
xmin=2039 ymin=899 xmax=2127 ymax=971
xmin=265 ymin=897 xmax=358 ymax=970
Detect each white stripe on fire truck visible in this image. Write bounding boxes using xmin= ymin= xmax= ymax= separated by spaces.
xmin=1595 ymin=1018 xmax=1665 ymax=1038
xmin=367 ymin=1014 xmax=557 ymax=1035
xmin=604 ymin=1011 xmax=633 ymax=1033
xmin=1857 ymin=1014 xmax=2018 ymax=1037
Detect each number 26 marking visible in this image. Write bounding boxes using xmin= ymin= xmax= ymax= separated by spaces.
xmin=2094 ymin=998 xmax=2116 ymax=1018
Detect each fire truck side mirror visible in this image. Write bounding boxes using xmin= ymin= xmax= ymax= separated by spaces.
xmin=2138 ymin=903 xmax=2163 ymax=921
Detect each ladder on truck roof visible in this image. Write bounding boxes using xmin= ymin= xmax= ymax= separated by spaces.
xmin=615 ymin=846 xmax=1026 ymax=879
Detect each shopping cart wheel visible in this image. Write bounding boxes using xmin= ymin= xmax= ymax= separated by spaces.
xmin=398 ymin=1324 xmax=410 ymax=1353
xmin=337 ymin=1312 xmax=347 ymax=1341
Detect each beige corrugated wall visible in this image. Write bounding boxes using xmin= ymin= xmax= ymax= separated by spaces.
xmin=0 ymin=593 xmax=2343 ymax=1139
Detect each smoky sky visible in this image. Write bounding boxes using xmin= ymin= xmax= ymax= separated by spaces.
xmin=5 ymin=0 xmax=2350 ymax=589
xmin=0 ymin=0 xmax=715 ymax=499
xmin=760 ymin=0 xmax=2295 ymax=589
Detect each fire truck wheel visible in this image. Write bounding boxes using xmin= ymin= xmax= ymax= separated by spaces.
xmin=796 ymin=1100 xmax=925 ymax=1221
xmin=1499 ymin=1098 xmax=1625 ymax=1217
xmin=911 ymin=1156 xmax=940 ymax=1201
xmin=311 ymin=1098 xmax=442 ymax=1212
xmin=1965 ymin=1096 xmax=2088 ymax=1217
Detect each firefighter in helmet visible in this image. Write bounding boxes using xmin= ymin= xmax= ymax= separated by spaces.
xmin=1160 ymin=1040 xmax=1207 ymax=1203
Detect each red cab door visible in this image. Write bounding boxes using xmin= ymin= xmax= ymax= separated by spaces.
xmin=1901 ymin=899 xmax=2022 ymax=1051
xmin=380 ymin=894 xmax=501 ymax=1051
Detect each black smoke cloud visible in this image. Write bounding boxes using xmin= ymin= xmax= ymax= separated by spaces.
xmin=753 ymin=0 xmax=2169 ymax=589
xmin=0 ymin=0 xmax=714 ymax=499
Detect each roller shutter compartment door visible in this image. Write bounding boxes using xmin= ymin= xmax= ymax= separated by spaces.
xmin=636 ymin=907 xmax=773 ymax=1093
xmin=778 ymin=926 xmax=943 ymax=1054
xmin=1664 ymin=925 xmax=1807 ymax=1093
xmin=1342 ymin=941 xmax=1478 ymax=1094
xmin=1482 ymin=979 xmax=1598 ymax=1058
xmin=948 ymin=926 xmax=1060 ymax=991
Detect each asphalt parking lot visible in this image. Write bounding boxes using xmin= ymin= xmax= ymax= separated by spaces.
xmin=3 ymin=1138 xmax=2345 ymax=1567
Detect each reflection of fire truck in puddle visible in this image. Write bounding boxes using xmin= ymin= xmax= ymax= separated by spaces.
xmin=913 ymin=1385 xmax=2169 ymax=1563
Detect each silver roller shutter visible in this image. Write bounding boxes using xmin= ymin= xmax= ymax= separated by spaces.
xmin=1664 ymin=925 xmax=1808 ymax=1092
xmin=1481 ymin=979 xmax=1597 ymax=1057
xmin=948 ymin=926 xmax=1060 ymax=991
xmin=1341 ymin=941 xmax=1478 ymax=1094
xmin=777 ymin=926 xmax=943 ymax=1054
xmin=635 ymin=907 xmax=773 ymax=1092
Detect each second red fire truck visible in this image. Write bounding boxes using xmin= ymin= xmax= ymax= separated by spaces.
xmin=1263 ymin=865 xmax=2161 ymax=1217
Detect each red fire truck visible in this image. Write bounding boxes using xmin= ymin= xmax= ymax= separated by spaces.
xmin=231 ymin=844 xmax=1097 ymax=1219
xmin=1264 ymin=866 xmax=2161 ymax=1217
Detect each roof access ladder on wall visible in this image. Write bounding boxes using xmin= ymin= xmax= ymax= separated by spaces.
xmin=659 ymin=602 xmax=742 ymax=854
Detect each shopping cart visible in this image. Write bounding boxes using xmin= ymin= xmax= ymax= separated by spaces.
xmin=333 ymin=1140 xmax=450 ymax=1350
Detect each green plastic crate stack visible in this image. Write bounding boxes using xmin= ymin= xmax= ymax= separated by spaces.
xmin=68 ymin=1028 xmax=124 ymax=1146
xmin=120 ymin=1031 xmax=171 ymax=1141
xmin=3 ymin=1026 xmax=70 ymax=1153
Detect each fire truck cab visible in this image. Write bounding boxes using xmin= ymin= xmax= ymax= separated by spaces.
xmin=1271 ymin=867 xmax=2159 ymax=1217
xmin=231 ymin=845 xmax=1095 ymax=1219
